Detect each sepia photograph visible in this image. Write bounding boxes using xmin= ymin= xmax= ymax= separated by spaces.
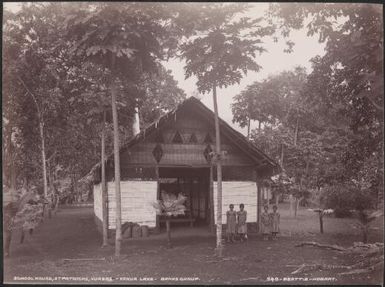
xmin=2 ymin=2 xmax=384 ymax=285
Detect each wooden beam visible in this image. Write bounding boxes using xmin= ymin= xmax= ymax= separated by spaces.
xmin=256 ymin=179 xmax=262 ymax=234
xmin=209 ymin=164 xmax=215 ymax=233
xmin=155 ymin=165 xmax=160 ymax=233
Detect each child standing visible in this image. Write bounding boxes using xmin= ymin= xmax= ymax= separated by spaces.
xmin=226 ymin=204 xmax=237 ymax=243
xmin=237 ymin=203 xmax=247 ymax=242
xmin=270 ymin=205 xmax=280 ymax=240
xmin=261 ymin=205 xmax=271 ymax=240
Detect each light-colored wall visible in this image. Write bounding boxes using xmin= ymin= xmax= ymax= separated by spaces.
xmin=107 ymin=181 xmax=157 ymax=229
xmin=94 ymin=180 xmax=258 ymax=229
xmin=213 ymin=181 xmax=257 ymax=224
xmin=93 ymin=183 xmax=102 ymax=221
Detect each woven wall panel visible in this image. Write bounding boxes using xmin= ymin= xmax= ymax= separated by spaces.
xmin=107 ymin=181 xmax=157 ymax=229
xmin=213 ymin=181 xmax=258 ymax=224
xmin=93 ymin=184 xmax=102 ymax=221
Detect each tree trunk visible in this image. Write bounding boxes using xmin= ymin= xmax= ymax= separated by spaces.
xmin=9 ymin=140 xmax=16 ymax=193
xmin=362 ymin=225 xmax=368 ymax=243
xmin=319 ymin=211 xmax=324 ymax=234
xmin=17 ymin=77 xmax=48 ymax=198
xmin=275 ymin=191 xmax=279 ymax=206
xmin=39 ymin=120 xmax=48 ymax=198
xmin=295 ymin=196 xmax=303 ymax=217
xmin=47 ymin=160 xmax=53 ymax=219
xmin=101 ymin=110 xmax=108 ymax=247
xmin=280 ymin=143 xmax=284 ymax=169
xmin=209 ymin=164 xmax=215 ymax=234
xmin=294 ymin=116 xmax=299 ymax=146
xmin=247 ymin=117 xmax=251 ymax=140
xmin=166 ymin=219 xmax=172 ymax=248
xmin=111 ymin=71 xmax=122 ymax=258
xmin=212 ymin=84 xmax=223 ymax=257
xmin=258 ymin=120 xmax=261 ymax=132
xmin=4 ymin=227 xmax=12 ymax=257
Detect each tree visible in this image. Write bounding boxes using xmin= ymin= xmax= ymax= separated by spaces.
xmin=268 ymin=3 xmax=384 ymax=212
xmin=64 ymin=2 xmax=187 ymax=257
xmin=3 ymin=4 xmax=189 ymax=254
xmin=270 ymin=3 xmax=383 ymax=115
xmin=232 ymin=82 xmax=278 ymax=137
xmin=232 ymin=67 xmax=309 ymax=140
xmin=138 ymin=65 xmax=186 ymax=126
xmin=4 ymin=4 xmax=78 ymax=189
xmin=179 ymin=3 xmax=275 ymax=256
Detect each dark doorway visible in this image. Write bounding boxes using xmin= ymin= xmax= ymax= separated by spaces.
xmin=159 ymin=167 xmax=210 ymax=226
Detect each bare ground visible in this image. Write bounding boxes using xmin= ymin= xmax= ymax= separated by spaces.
xmin=3 ymin=204 xmax=383 ymax=285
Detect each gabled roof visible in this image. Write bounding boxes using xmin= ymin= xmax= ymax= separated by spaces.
xmin=82 ymin=97 xmax=280 ymax=183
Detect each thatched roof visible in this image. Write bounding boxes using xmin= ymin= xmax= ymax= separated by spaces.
xmin=81 ymin=97 xmax=280 ymax=183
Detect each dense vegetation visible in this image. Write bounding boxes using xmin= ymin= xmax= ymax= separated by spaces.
xmin=232 ymin=3 xmax=383 ymax=220
xmin=3 ymin=3 xmax=383 ymax=254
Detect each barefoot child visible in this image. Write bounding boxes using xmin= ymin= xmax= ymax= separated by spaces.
xmin=237 ymin=203 xmax=247 ymax=242
xmin=226 ymin=204 xmax=237 ymax=243
xmin=261 ymin=205 xmax=271 ymax=240
xmin=271 ymin=205 xmax=280 ymax=240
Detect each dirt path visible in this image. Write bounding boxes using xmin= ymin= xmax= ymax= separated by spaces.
xmin=4 ymin=207 xmax=383 ymax=285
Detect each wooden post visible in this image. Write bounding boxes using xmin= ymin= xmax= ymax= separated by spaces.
xmin=155 ymin=165 xmax=160 ymax=233
xmin=209 ymin=164 xmax=215 ymax=234
xmin=189 ymin=178 xmax=194 ymax=219
xmin=257 ymin=179 xmax=262 ymax=234
xmin=205 ymin=173 xmax=209 ymax=225
xmin=197 ymin=178 xmax=201 ymax=221
xmin=101 ymin=110 xmax=108 ymax=247
xmin=166 ymin=218 xmax=172 ymax=248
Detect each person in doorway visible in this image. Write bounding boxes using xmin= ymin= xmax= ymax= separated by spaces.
xmin=237 ymin=203 xmax=247 ymax=242
xmin=226 ymin=204 xmax=237 ymax=243
xmin=261 ymin=205 xmax=271 ymax=240
xmin=270 ymin=205 xmax=280 ymax=240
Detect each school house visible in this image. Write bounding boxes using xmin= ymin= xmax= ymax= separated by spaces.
xmin=86 ymin=97 xmax=280 ymax=234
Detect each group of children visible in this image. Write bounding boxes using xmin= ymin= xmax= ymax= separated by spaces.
xmin=226 ymin=203 xmax=280 ymax=242
xmin=261 ymin=205 xmax=280 ymax=240
xmin=226 ymin=203 xmax=248 ymax=243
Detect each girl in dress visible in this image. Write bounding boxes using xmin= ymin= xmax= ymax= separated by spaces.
xmin=261 ymin=205 xmax=271 ymax=240
xmin=237 ymin=203 xmax=247 ymax=242
xmin=226 ymin=204 xmax=237 ymax=243
xmin=270 ymin=205 xmax=280 ymax=240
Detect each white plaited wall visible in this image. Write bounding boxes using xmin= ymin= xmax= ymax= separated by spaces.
xmin=213 ymin=181 xmax=257 ymax=224
xmin=93 ymin=183 xmax=102 ymax=221
xmin=107 ymin=181 xmax=157 ymax=229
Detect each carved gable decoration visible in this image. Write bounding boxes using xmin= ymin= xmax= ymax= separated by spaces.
xmin=172 ymin=131 xmax=184 ymax=144
xmin=188 ymin=133 xmax=198 ymax=144
xmin=152 ymin=144 xmax=163 ymax=163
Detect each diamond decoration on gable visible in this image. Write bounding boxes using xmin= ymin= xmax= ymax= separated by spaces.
xmin=188 ymin=133 xmax=198 ymax=144
xmin=172 ymin=131 xmax=183 ymax=143
xmin=152 ymin=144 xmax=163 ymax=163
